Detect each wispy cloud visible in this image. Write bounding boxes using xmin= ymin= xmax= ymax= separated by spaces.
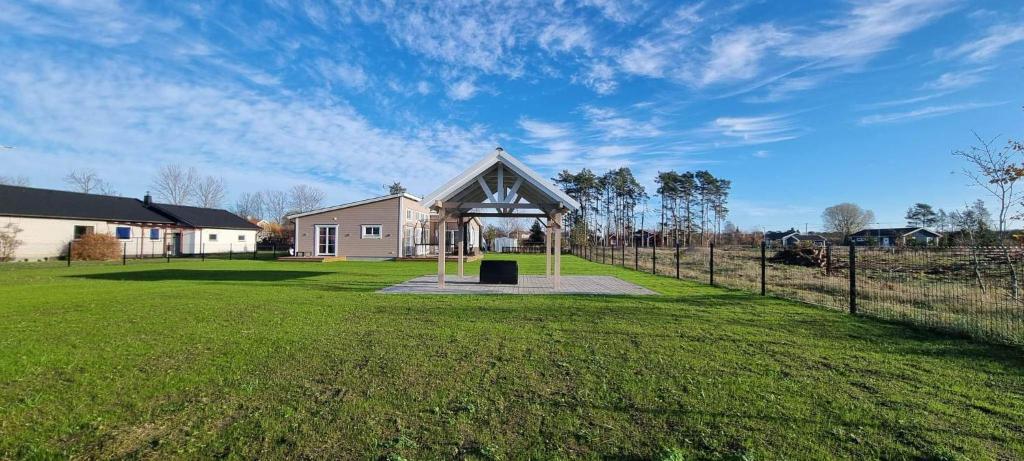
xmin=519 ymin=118 xmax=571 ymax=139
xmin=781 ymin=0 xmax=956 ymax=64
xmin=858 ymin=101 xmax=1004 ymax=125
xmin=446 ymin=77 xmax=479 ymax=101
xmin=701 ymin=25 xmax=790 ymax=85
xmin=920 ymin=67 xmax=991 ymax=91
xmin=941 ymin=23 xmax=1024 ymax=62
xmin=705 ymin=114 xmax=802 ymax=144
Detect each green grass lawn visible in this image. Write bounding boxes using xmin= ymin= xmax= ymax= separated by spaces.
xmin=1 ymin=255 xmax=1022 ymax=459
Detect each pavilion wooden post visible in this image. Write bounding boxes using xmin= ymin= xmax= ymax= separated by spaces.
xmin=545 ymin=218 xmax=552 ymax=277
xmin=437 ymin=208 xmax=446 ymax=288
xmin=457 ymin=215 xmax=465 ymax=277
xmin=553 ymin=212 xmax=563 ymax=288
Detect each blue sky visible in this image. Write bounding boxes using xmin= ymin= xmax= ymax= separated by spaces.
xmin=0 ymin=0 xmax=1022 ymax=231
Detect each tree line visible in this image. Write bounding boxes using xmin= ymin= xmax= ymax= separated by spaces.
xmin=554 ymin=167 xmax=731 ymax=247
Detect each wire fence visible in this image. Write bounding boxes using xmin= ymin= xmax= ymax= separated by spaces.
xmin=61 ymin=241 xmax=287 ymax=267
xmin=573 ymin=242 xmax=1024 ymax=346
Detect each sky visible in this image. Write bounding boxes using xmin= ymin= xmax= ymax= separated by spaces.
xmin=0 ymin=0 xmax=1022 ymax=231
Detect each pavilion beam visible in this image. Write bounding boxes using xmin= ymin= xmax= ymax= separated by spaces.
xmin=545 ymin=218 xmax=552 ymax=277
xmin=553 ymin=212 xmax=563 ymax=289
xmin=437 ymin=208 xmax=446 ymax=288
xmin=442 ymin=202 xmax=539 ymax=209
xmin=497 ymin=164 xmax=505 ymax=201
xmin=477 ymin=177 xmax=497 ymax=203
xmin=457 ymin=215 xmax=465 ymax=277
xmin=461 ymin=213 xmax=548 ymax=218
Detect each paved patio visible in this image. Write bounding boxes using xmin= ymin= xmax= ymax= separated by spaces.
xmin=378 ymin=275 xmax=658 ymax=295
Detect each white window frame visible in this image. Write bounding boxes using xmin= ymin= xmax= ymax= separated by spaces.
xmin=315 ymin=224 xmax=339 ymax=256
xmin=361 ymin=224 xmax=383 ymax=239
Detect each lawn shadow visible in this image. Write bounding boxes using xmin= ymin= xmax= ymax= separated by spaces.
xmin=68 ymin=269 xmax=332 ymax=282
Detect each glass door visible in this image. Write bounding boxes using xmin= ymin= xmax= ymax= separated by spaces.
xmin=315 ymin=225 xmax=337 ymax=256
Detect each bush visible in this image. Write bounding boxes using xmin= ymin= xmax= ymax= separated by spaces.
xmin=0 ymin=223 xmax=23 ymax=262
xmin=71 ymin=233 xmax=121 ymax=261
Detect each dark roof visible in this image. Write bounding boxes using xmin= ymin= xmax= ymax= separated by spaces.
xmin=765 ymin=229 xmax=798 ymax=240
xmin=0 ymin=185 xmax=174 ymax=223
xmin=850 ymin=227 xmax=942 ymax=238
xmin=149 ymin=203 xmax=259 ymax=230
xmin=0 ymin=185 xmax=258 ymax=230
xmin=793 ymin=234 xmax=829 ymax=241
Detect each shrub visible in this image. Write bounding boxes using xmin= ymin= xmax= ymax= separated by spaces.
xmin=0 ymin=223 xmax=23 ymax=262
xmin=71 ymin=233 xmax=121 ymax=260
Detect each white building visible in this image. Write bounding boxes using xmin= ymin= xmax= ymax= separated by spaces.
xmin=0 ymin=185 xmax=259 ymax=261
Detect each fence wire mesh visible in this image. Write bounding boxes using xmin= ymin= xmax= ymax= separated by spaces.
xmin=575 ymin=243 xmax=1023 ymax=346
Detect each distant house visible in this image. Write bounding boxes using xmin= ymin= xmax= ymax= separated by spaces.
xmin=765 ymin=229 xmax=829 ymax=248
xmin=509 ymin=229 xmax=531 ymax=242
xmin=0 ymin=185 xmax=259 ymax=261
xmin=287 ymin=193 xmax=482 ymax=260
xmin=849 ymin=227 xmax=941 ymax=247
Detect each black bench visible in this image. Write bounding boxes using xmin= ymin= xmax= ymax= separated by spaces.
xmin=480 ymin=260 xmax=518 ymax=284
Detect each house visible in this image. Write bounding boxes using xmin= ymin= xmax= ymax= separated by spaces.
xmin=509 ymin=229 xmax=531 ymax=242
xmin=287 ymin=193 xmax=483 ymax=260
xmin=849 ymin=227 xmax=942 ymax=247
xmin=765 ymin=229 xmax=829 ymax=248
xmin=0 ymin=185 xmax=259 ymax=261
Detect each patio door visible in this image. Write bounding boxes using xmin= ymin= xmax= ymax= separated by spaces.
xmin=315 ymin=225 xmax=338 ymax=256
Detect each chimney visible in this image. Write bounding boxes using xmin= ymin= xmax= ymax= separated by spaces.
xmin=143 ymin=192 xmax=152 ymax=206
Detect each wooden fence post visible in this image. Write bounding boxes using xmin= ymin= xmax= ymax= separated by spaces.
xmin=67 ymin=241 xmax=72 ymax=267
xmin=122 ymin=242 xmax=127 ymax=266
xmin=709 ymin=241 xmax=715 ymax=286
xmin=760 ymin=240 xmax=766 ymax=296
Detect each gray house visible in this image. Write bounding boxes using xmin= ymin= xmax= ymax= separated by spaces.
xmin=849 ymin=227 xmax=942 ymax=247
xmin=765 ymin=229 xmax=829 ymax=248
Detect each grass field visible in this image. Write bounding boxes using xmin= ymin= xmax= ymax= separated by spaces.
xmin=1 ymin=255 xmax=1023 ymax=459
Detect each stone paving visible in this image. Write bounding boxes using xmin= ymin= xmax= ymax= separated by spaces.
xmin=378 ymin=275 xmax=657 ymax=295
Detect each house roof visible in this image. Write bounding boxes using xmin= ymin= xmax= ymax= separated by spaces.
xmin=286 ymin=193 xmax=422 ymax=219
xmin=850 ymin=227 xmax=942 ymax=238
xmin=765 ymin=229 xmax=799 ymax=240
xmin=793 ymin=234 xmax=829 ymax=241
xmin=420 ymin=148 xmax=580 ymax=214
xmin=0 ymin=185 xmax=175 ymax=224
xmin=0 ymin=185 xmax=258 ymax=230
xmin=149 ymin=203 xmax=259 ymax=230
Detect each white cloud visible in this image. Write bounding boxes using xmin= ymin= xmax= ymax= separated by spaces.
xmin=942 ymin=23 xmax=1024 ymax=62
xmin=619 ymin=39 xmax=671 ymax=78
xmin=706 ymin=114 xmax=801 ymax=144
xmin=576 ymin=61 xmax=618 ymax=95
xmin=416 ymin=81 xmax=431 ymax=95
xmin=519 ymin=118 xmax=572 ymax=139
xmin=701 ymin=25 xmax=790 ymax=85
xmin=0 ymin=54 xmax=495 ymax=202
xmin=316 ymin=59 xmax=369 ymax=90
xmin=538 ymin=23 xmax=593 ymax=54
xmin=921 ymin=67 xmax=990 ymax=91
xmin=752 ymin=150 xmax=770 ymax=158
xmin=582 ymin=106 xmax=661 ymax=139
xmin=581 ymin=0 xmax=647 ymax=23
xmin=858 ymin=101 xmax=1003 ymax=125
xmin=781 ymin=0 xmax=955 ymax=64
xmin=446 ymin=77 xmax=479 ymax=100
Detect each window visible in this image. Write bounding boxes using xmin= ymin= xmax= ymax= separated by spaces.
xmin=315 ymin=225 xmax=337 ymax=255
xmin=73 ymin=225 xmax=94 ymax=240
xmin=150 ymin=228 xmax=160 ymax=240
xmin=115 ymin=226 xmax=130 ymax=239
xmin=238 ymin=234 xmax=246 ymax=242
xmin=209 ymin=234 xmax=218 ymax=242
xmin=407 ymin=210 xmax=413 ymax=219
xmin=361 ymin=224 xmax=382 ymax=239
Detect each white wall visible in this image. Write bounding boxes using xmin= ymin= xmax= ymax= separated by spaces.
xmin=0 ymin=216 xmax=179 ymax=261
xmin=191 ymin=228 xmax=259 ymax=254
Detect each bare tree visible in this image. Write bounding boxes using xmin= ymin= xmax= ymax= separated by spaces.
xmin=263 ymin=190 xmax=290 ymax=224
xmin=0 ymin=176 xmax=29 ymax=187
xmin=288 ymin=184 xmax=325 ymax=214
xmin=499 ymin=217 xmax=525 ymax=239
xmin=194 ymin=176 xmax=227 ymax=208
xmin=151 ymin=164 xmax=198 ymax=205
xmin=64 ymin=169 xmax=117 ymax=195
xmin=953 ymin=133 xmax=1021 ymax=235
xmin=953 ymin=132 xmax=1023 ymax=298
xmin=822 ymin=203 xmax=875 ymax=242
xmin=234 ymin=192 xmax=264 ymax=220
